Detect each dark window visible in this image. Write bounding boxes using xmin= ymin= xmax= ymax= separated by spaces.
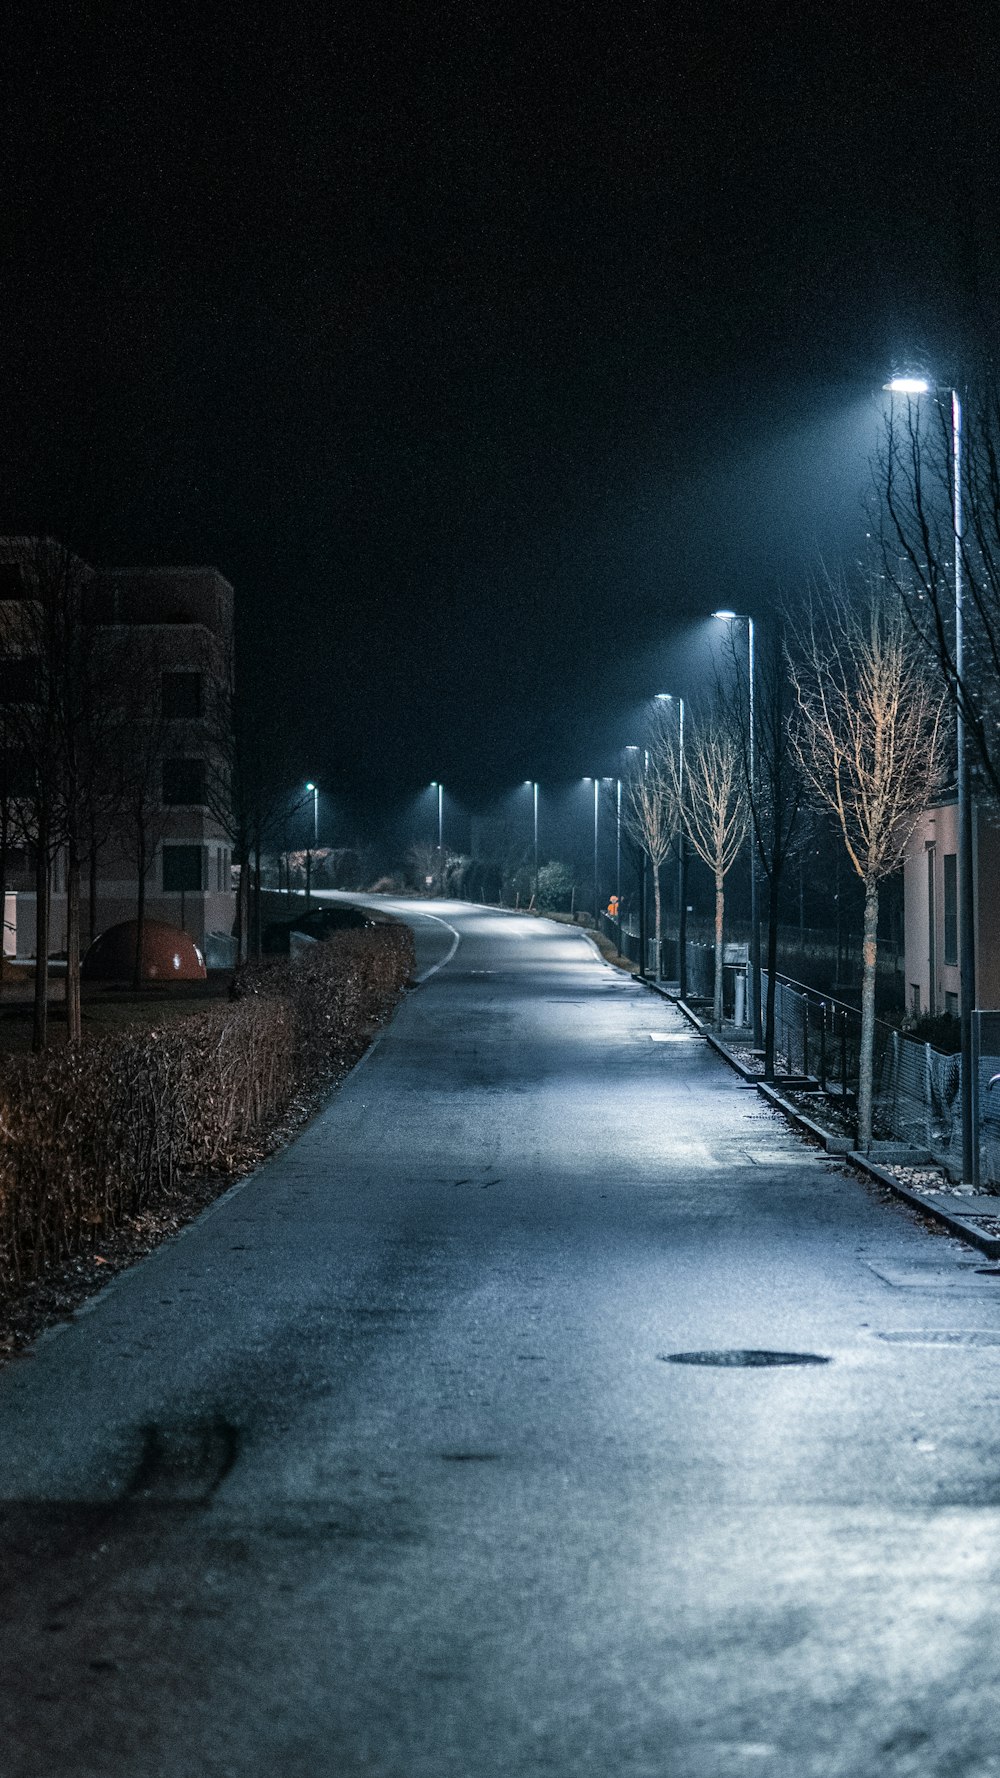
xmin=162 ymin=846 xmax=203 ymax=892
xmin=162 ymin=671 xmax=202 ymax=719
xmin=943 ymin=853 xmax=957 ymax=966
xmin=162 ymin=758 xmax=205 ymax=805
xmin=0 ymin=657 xmax=40 ymax=704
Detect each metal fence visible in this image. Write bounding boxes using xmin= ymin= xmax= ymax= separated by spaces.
xmin=761 ymin=970 xmax=1000 ymax=1186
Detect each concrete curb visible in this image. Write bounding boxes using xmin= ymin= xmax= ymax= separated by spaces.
xmin=757 ymin=1083 xmax=853 ymax=1153
xmin=845 ymin=1150 xmax=1000 ymax=1259
xmin=756 ymin=1082 xmax=1000 ymax=1258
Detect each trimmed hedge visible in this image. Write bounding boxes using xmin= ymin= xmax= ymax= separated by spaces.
xmin=0 ymin=923 xmax=414 ymax=1295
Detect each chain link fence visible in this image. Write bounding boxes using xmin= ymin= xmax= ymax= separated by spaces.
xmin=762 ymin=971 xmax=1000 ymax=1185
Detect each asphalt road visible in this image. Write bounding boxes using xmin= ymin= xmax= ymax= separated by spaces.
xmin=3 ymin=900 xmax=1000 ymax=1777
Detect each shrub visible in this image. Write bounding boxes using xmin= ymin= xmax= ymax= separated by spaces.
xmin=0 ymin=923 xmax=414 ymax=1295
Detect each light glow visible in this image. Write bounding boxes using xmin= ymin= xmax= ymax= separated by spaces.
xmin=884 ymin=376 xmax=931 ymax=395
xmin=713 ymin=609 xmax=737 ymax=621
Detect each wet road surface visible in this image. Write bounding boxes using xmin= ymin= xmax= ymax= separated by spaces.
xmin=2 ymin=901 xmax=1000 ymax=1776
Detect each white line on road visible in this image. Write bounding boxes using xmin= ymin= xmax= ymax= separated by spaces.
xmin=408 ymin=911 xmax=461 ymax=982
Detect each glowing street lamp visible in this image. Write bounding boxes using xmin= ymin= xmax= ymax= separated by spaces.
xmin=429 ymin=781 xmax=443 ymax=850
xmin=428 ymin=782 xmax=445 ymax=896
xmin=714 ymin=611 xmax=761 ymax=1045
xmin=583 ymin=778 xmax=602 ymax=921
xmin=884 ymin=370 xmax=976 ymax=1183
xmin=524 ymin=781 xmax=539 ymax=906
xmin=657 ymin=693 xmax=686 ymax=995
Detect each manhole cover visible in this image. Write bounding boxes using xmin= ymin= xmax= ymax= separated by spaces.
xmin=658 ymin=1349 xmax=831 ymax=1368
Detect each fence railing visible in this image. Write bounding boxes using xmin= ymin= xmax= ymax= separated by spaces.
xmin=762 ymin=970 xmax=1000 ymax=1186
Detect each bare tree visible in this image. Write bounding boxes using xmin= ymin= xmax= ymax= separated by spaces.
xmin=0 ymin=539 xmax=118 ymax=1046
xmin=787 ymin=568 xmax=945 ymax=1147
xmin=879 ymin=374 xmax=1000 ymax=805
xmin=680 ymin=711 xmax=749 ymax=1029
xmin=622 ymin=707 xmax=680 ymax=969
xmin=109 ymin=629 xmax=175 ymax=989
xmin=199 ymin=631 xmax=293 ymax=963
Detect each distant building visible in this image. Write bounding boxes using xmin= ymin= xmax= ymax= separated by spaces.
xmin=0 ymin=540 xmax=237 ymax=965
xmin=903 ymin=796 xmax=1000 ymax=1017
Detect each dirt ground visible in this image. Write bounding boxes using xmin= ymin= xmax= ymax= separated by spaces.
xmin=0 ymin=964 xmax=231 ymax=1052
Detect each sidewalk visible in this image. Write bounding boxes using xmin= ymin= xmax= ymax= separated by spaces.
xmin=660 ymin=988 xmax=1000 ymax=1261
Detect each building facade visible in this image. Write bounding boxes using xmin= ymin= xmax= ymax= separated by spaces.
xmin=903 ymin=797 xmax=1000 ymax=1018
xmin=0 ymin=541 xmax=237 ymax=965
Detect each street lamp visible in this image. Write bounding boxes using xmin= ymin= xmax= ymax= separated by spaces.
xmin=657 ymin=693 xmax=686 ymax=996
xmin=524 ymin=781 xmax=539 ymax=907
xmin=429 ymin=781 xmax=444 ymax=894
xmin=583 ymin=778 xmax=601 ymax=922
xmin=714 ymin=611 xmax=761 ymax=1046
xmin=884 ymin=372 xmax=976 ymax=1183
xmin=622 ymin=745 xmax=650 ymax=977
xmin=304 ymin=781 xmax=318 ymax=910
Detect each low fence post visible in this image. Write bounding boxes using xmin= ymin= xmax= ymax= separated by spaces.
xmin=840 ymin=1011 xmax=848 ymax=1103
xmin=819 ymin=1002 xmax=827 ymax=1092
xmin=802 ymin=999 xmax=809 ymax=1079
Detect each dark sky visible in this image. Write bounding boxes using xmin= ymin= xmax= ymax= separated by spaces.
xmin=2 ymin=2 xmax=998 ymax=829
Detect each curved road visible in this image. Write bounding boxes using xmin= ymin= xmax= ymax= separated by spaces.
xmin=2 ymin=900 xmax=1000 ymax=1776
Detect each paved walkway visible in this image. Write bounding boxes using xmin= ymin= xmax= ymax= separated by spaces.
xmin=2 ymin=902 xmax=1000 ymax=1776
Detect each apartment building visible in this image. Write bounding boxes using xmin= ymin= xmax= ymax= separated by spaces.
xmin=903 ymin=796 xmax=1000 ymax=1017
xmin=0 ymin=541 xmax=236 ymax=965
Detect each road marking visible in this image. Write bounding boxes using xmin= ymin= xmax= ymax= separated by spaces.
xmin=408 ymin=911 xmax=461 ymax=982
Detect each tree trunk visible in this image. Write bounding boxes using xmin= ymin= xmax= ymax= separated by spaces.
xmin=32 ymin=811 xmax=49 ymax=1053
xmin=87 ymin=815 xmax=98 ymax=951
xmin=65 ymin=830 xmax=82 ymax=1044
xmin=653 ymin=862 xmax=663 ymax=979
xmin=236 ymin=846 xmax=250 ymax=965
xmin=764 ymin=867 xmax=780 ymax=1083
xmin=132 ymin=830 xmax=147 ymax=990
xmin=857 ymin=873 xmax=879 ymax=1150
xmin=253 ymin=837 xmax=262 ymax=960
xmin=713 ymin=868 xmax=725 ymax=1030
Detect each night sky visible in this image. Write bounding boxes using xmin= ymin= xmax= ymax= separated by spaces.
xmin=3 ymin=4 xmax=998 ymax=831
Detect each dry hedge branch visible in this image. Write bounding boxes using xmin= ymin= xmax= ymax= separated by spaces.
xmin=0 ymin=922 xmax=414 ymax=1294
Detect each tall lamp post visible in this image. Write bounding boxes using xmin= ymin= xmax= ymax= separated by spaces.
xmin=657 ymin=693 xmax=686 ymax=996
xmin=616 ymin=774 xmax=623 ymax=948
xmin=885 ymin=373 xmax=976 ymax=1184
xmin=430 ymin=781 xmax=444 ymax=893
xmin=714 ymin=611 xmax=761 ymax=1046
xmin=622 ymin=750 xmax=637 ymax=974
xmin=524 ymin=781 xmax=539 ymax=907
xmin=304 ymin=780 xmax=318 ymax=910
xmin=584 ymin=778 xmax=600 ymax=921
